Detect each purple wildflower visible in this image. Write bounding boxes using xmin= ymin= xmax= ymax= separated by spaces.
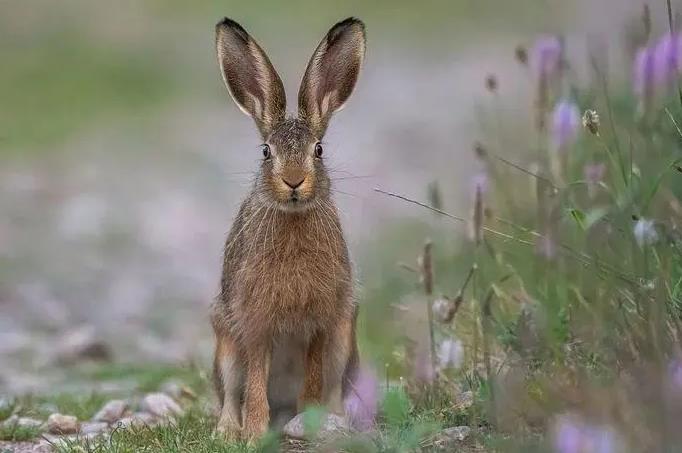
xmin=654 ymin=32 xmax=682 ymax=86
xmin=633 ymin=218 xmax=658 ymax=247
xmin=414 ymin=348 xmax=435 ymax=383
xmin=536 ymin=234 xmax=557 ymax=260
xmin=345 ymin=367 xmax=379 ymax=431
xmin=583 ymin=163 xmax=606 ymax=198
xmin=470 ymin=172 xmax=489 ymax=195
xmin=531 ymin=36 xmax=562 ymax=81
xmin=551 ymin=100 xmax=581 ymax=151
xmin=668 ymin=360 xmax=682 ymax=391
xmin=437 ymin=338 xmax=464 ymax=370
xmin=552 ymin=415 xmax=618 ymax=453
xmin=634 ymin=45 xmax=656 ymax=107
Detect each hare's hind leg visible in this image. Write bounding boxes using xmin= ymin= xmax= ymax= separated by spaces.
xmin=213 ymin=331 xmax=243 ymax=439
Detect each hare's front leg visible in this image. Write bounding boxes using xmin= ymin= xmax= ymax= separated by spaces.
xmin=298 ymin=331 xmax=325 ymax=411
xmin=299 ymin=316 xmax=354 ymax=414
xmin=213 ymin=330 xmax=243 ymax=440
xmin=242 ymin=340 xmax=272 ymax=441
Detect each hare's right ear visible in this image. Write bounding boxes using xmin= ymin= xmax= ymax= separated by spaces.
xmin=216 ymin=18 xmax=286 ymax=138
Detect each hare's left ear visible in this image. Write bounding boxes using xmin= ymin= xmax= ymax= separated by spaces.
xmin=298 ymin=18 xmax=366 ymax=138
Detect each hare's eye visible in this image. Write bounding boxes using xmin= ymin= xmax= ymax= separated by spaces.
xmin=261 ymin=144 xmax=271 ymax=160
xmin=314 ymin=143 xmax=324 ymax=158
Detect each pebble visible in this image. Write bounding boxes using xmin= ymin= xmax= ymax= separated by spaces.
xmin=46 ymin=413 xmax=79 ymax=435
xmin=80 ymin=421 xmax=109 ymax=435
xmin=140 ymin=393 xmax=183 ymax=418
xmin=431 ymin=425 xmax=472 ymax=448
xmin=160 ymin=380 xmax=196 ymax=401
xmin=454 ymin=391 xmax=474 ymax=411
xmin=282 ymin=412 xmax=349 ymax=439
xmin=53 ymin=325 xmax=112 ymax=365
xmin=92 ymin=399 xmax=129 ymax=424
xmin=1 ymin=415 xmax=45 ymax=430
xmin=116 ymin=412 xmax=156 ymax=429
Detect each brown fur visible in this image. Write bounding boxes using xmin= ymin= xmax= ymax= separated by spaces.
xmin=211 ymin=17 xmax=366 ymax=441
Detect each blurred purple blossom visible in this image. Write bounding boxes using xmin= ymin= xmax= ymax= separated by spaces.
xmin=471 ymin=172 xmax=489 ymax=195
xmin=553 ymin=415 xmax=618 ymax=453
xmin=668 ymin=360 xmax=682 ymax=391
xmin=583 ymin=163 xmax=606 ymax=198
xmin=532 ymin=36 xmax=562 ymax=81
xmin=414 ymin=348 xmax=435 ymax=383
xmin=345 ymin=367 xmax=379 ymax=431
xmin=633 ymin=218 xmax=658 ymax=247
xmin=634 ymin=45 xmax=656 ymax=103
xmin=437 ymin=338 xmax=464 ymax=370
xmin=551 ymin=100 xmax=581 ymax=151
xmin=536 ymin=234 xmax=557 ymax=260
xmin=654 ymin=33 xmax=682 ymax=85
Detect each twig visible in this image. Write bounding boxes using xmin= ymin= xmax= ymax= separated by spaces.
xmin=375 ymin=186 xmax=638 ymax=284
xmin=665 ymin=108 xmax=682 ymax=140
xmin=457 ymin=263 xmax=477 ymax=298
xmin=422 ymin=240 xmax=437 ymax=375
xmin=374 ymin=187 xmax=465 ymax=221
xmin=481 ymin=287 xmax=497 ymax=428
xmin=666 ymin=0 xmax=682 ymax=108
xmin=490 ymin=153 xmax=558 ymax=189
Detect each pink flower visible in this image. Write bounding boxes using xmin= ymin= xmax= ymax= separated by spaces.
xmin=634 ymin=45 xmax=656 ymax=102
xmin=553 ymin=414 xmax=618 ymax=453
xmin=345 ymin=367 xmax=379 ymax=431
xmin=551 ymin=100 xmax=581 ymax=151
xmin=414 ymin=348 xmax=435 ymax=384
xmin=531 ymin=36 xmax=562 ymax=81
xmin=654 ymin=32 xmax=682 ymax=85
xmin=583 ymin=163 xmax=606 ymax=198
xmin=536 ymin=234 xmax=557 ymax=260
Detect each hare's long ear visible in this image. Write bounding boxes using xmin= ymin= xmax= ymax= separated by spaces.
xmin=298 ymin=18 xmax=366 ymax=137
xmin=216 ymin=18 xmax=286 ymax=138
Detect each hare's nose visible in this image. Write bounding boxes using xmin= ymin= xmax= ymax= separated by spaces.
xmin=282 ymin=176 xmax=305 ymax=189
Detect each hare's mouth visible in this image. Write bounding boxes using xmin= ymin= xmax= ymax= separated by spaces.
xmin=277 ymin=193 xmax=315 ymax=213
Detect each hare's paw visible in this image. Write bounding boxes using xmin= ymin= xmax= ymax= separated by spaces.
xmin=241 ymin=415 xmax=269 ymax=443
xmin=215 ymin=419 xmax=241 ymax=442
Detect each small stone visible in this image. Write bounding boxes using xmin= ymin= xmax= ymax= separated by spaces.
xmin=2 ymin=415 xmax=45 ymax=431
xmin=432 ymin=426 xmax=472 ymax=448
xmin=282 ymin=413 xmax=349 ymax=440
xmin=454 ymin=391 xmax=474 ymax=411
xmin=47 ymin=413 xmax=79 ymax=435
xmin=116 ymin=412 xmax=156 ymax=429
xmin=442 ymin=425 xmax=471 ymax=441
xmin=53 ymin=325 xmax=112 ymax=365
xmin=80 ymin=421 xmax=109 ymax=435
xmin=140 ymin=393 xmax=183 ymax=418
xmin=160 ymin=380 xmax=197 ymax=401
xmin=92 ymin=399 xmax=129 ymax=424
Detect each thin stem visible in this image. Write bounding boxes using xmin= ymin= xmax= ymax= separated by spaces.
xmin=422 ymin=240 xmax=437 ymax=377
xmin=374 ymin=186 xmax=637 ymax=284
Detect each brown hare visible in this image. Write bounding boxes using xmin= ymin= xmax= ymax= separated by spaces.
xmin=210 ymin=17 xmax=366 ymax=441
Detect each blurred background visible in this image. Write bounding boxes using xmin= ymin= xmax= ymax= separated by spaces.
xmin=0 ymin=0 xmax=658 ymax=397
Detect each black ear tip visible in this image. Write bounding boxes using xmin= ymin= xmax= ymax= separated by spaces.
xmin=216 ymin=17 xmax=250 ymax=40
xmin=327 ymin=17 xmax=365 ymax=43
xmin=337 ymin=17 xmax=365 ymax=31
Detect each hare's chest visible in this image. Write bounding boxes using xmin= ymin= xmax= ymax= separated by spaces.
xmin=238 ymin=235 xmax=348 ymax=327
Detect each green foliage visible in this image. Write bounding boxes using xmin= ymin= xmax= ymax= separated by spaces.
xmin=0 ymin=423 xmax=43 ymax=442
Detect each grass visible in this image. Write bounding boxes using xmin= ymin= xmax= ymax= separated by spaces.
xmin=0 ymin=33 xmax=174 ymax=152
xmin=0 ymin=363 xmax=487 ymax=451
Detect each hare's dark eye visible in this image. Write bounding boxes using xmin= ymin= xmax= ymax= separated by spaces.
xmin=261 ymin=144 xmax=271 ymax=160
xmin=314 ymin=143 xmax=324 ymax=158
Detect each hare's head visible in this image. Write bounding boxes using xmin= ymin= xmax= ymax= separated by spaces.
xmin=216 ymin=18 xmax=365 ymax=211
